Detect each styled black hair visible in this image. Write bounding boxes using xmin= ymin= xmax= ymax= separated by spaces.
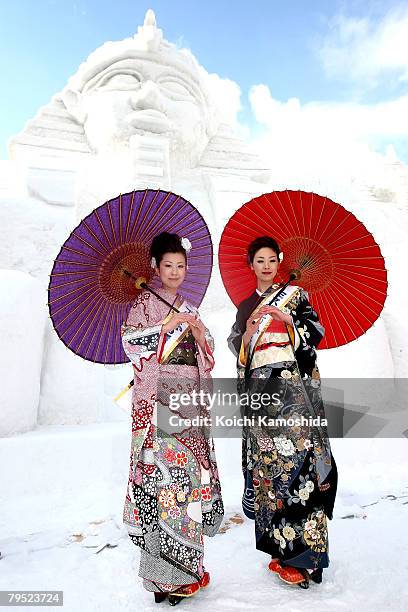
xmin=247 ymin=236 xmax=281 ymax=264
xmin=150 ymin=232 xmax=186 ymax=266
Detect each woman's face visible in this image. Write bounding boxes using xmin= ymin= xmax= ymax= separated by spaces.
xmin=155 ymin=251 xmax=186 ymax=292
xmin=250 ymin=247 xmax=279 ymax=282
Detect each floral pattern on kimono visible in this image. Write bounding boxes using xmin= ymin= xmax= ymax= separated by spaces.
xmin=228 ymin=286 xmax=337 ymax=570
xmin=121 ymin=288 xmax=224 ymax=586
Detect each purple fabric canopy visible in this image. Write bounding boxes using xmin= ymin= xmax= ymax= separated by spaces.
xmin=48 ymin=189 xmax=213 ymax=364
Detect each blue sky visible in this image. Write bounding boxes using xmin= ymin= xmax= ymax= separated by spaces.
xmin=1 ymin=0 xmax=407 ymax=160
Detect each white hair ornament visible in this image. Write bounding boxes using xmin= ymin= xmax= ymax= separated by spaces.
xmin=181 ymin=237 xmax=192 ymax=252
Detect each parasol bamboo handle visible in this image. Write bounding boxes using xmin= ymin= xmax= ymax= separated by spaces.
xmin=135 ymin=278 xmax=180 ymax=313
xmin=118 ymin=269 xmax=180 ymax=407
xmin=121 ymin=268 xmax=180 ymax=313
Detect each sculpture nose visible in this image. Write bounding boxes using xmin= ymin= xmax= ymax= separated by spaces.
xmin=130 ymin=80 xmax=165 ymax=112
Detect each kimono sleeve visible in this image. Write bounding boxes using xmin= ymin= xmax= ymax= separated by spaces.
xmin=121 ymin=293 xmax=164 ymax=372
xmin=227 ymin=305 xmax=247 ymax=358
xmin=196 ymin=322 xmax=215 ymax=374
xmin=290 ymin=289 xmax=325 ymax=358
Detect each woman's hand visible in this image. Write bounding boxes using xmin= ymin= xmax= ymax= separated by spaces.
xmin=256 ymin=305 xmax=292 ymax=325
xmin=242 ymin=306 xmax=293 ymax=348
xmin=162 ymin=313 xmax=198 ymax=334
xmin=243 ymin=316 xmax=263 ymax=348
xmin=189 ymin=316 xmax=206 ymax=349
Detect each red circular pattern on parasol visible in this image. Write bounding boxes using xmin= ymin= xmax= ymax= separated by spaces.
xmin=218 ymin=190 xmax=388 ymax=349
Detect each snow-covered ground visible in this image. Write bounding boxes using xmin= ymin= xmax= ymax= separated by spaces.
xmin=0 ymin=427 xmax=407 ymax=612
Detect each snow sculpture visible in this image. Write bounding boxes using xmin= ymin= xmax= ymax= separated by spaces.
xmin=1 ymin=9 xmax=401 ymax=432
xmin=3 ymin=10 xmax=270 ymax=427
xmin=9 ymin=10 xmax=269 ymax=226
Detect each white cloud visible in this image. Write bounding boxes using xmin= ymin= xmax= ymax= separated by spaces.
xmin=320 ymin=7 xmax=408 ymax=84
xmin=250 ymin=84 xmax=408 ymax=140
xmin=205 ymin=72 xmax=242 ymax=128
xmin=245 ymin=7 xmax=408 ymax=197
xmin=248 ymin=84 xmax=408 ymax=198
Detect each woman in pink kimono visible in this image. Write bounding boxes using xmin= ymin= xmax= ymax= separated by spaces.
xmin=121 ymin=232 xmax=224 ymax=606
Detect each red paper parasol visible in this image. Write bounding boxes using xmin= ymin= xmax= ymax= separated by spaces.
xmin=218 ymin=190 xmax=387 ymax=349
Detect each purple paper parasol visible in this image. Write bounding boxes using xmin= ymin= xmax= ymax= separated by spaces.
xmin=48 ymin=189 xmax=213 ymax=364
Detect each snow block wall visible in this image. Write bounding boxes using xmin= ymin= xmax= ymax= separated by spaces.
xmin=0 ymin=270 xmax=46 ymax=436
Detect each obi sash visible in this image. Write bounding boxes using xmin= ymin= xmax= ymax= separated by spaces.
xmin=122 ymin=299 xmax=199 ymax=371
xmin=157 ymin=301 xmax=199 ymax=364
xmin=239 ymin=284 xmax=301 ymax=370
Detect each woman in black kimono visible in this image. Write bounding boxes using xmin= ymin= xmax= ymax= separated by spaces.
xmin=227 ymin=236 xmax=337 ymax=588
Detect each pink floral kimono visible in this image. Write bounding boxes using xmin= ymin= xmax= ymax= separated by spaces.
xmin=121 ymin=287 xmax=224 ymax=593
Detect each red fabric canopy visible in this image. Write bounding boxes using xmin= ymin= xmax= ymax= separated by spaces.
xmin=218 ymin=190 xmax=388 ymax=349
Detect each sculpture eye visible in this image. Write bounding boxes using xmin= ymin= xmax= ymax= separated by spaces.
xmin=159 ymin=79 xmax=195 ymax=100
xmin=98 ymin=73 xmax=141 ymax=90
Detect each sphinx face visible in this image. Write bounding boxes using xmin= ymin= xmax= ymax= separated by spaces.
xmin=77 ymin=57 xmax=212 ymax=166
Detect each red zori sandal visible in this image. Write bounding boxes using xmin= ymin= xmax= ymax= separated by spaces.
xmin=268 ymin=559 xmax=283 ymax=573
xmin=278 ymin=566 xmax=309 ymax=589
xmin=168 ymin=582 xmax=200 ymax=606
xmin=199 ymin=571 xmax=210 ymax=588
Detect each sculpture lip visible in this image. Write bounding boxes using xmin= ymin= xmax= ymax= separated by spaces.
xmin=126 ymin=109 xmax=170 ymax=133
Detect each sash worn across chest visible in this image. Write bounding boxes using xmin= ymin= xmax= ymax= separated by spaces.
xmin=157 ymin=301 xmax=198 ymax=364
xmin=240 ymin=285 xmax=301 ymax=370
xmin=122 ymin=299 xmax=198 ymax=370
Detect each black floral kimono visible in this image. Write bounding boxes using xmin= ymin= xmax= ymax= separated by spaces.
xmin=228 ymin=284 xmax=337 ymax=571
